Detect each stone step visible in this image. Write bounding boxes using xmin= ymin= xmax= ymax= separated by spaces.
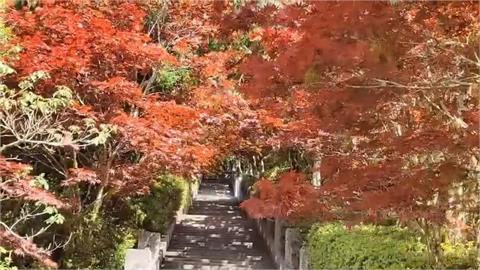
xmin=173 ymin=227 xmax=254 ymax=233
xmin=168 ymin=240 xmax=262 ymax=250
xmin=187 ymin=212 xmax=243 ymax=216
xmin=161 ymin=262 xmax=258 ymax=270
xmin=171 ymin=233 xmax=253 ymax=239
xmin=191 ymin=201 xmax=238 ymax=205
xmin=188 ymin=208 xmax=241 ymax=212
xmin=169 ymin=238 xmax=255 ymax=244
xmin=180 ymin=218 xmax=247 ymax=223
xmin=166 ymin=248 xmax=261 ymax=255
xmin=176 ymin=224 xmax=253 ymax=230
xmin=191 ymin=202 xmax=237 ymax=206
xmin=181 ymin=219 xmax=245 ymax=223
xmin=174 ymin=226 xmax=253 ymax=234
xmin=171 ymin=238 xmax=256 ymax=244
xmin=166 ymin=246 xmax=264 ymax=253
xmin=163 ymin=258 xmax=271 ymax=267
xmin=175 ymin=222 xmax=252 ymax=227
xmin=162 ymin=257 xmax=272 ymax=268
xmin=188 ymin=208 xmax=239 ymax=212
xmin=180 ymin=221 xmax=249 ymax=225
xmin=164 ymin=251 xmax=268 ymax=260
xmin=188 ymin=209 xmax=241 ymax=213
xmin=168 ymin=242 xmax=256 ymax=251
xmin=174 ymin=225 xmax=253 ymax=231
xmin=171 ymin=234 xmax=255 ymax=240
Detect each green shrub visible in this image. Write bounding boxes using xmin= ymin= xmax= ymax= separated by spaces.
xmin=153 ymin=65 xmax=194 ymax=95
xmin=61 ymin=174 xmax=196 ymax=269
xmin=131 ymin=174 xmax=192 ymax=233
xmin=207 ymin=38 xmax=228 ymax=52
xmin=262 ymin=163 xmax=291 ymax=181
xmin=232 ymin=33 xmax=263 ymax=54
xmin=0 ymin=21 xmax=12 ymax=44
xmin=307 ymin=223 xmax=429 ymax=270
xmin=241 ymin=174 xmax=257 ymax=190
xmin=441 ymin=240 xmax=477 ymax=269
xmin=0 ymin=247 xmax=17 ymax=270
xmin=1 ymin=19 xmax=21 ymax=60
xmin=61 ymin=215 xmax=136 ymax=269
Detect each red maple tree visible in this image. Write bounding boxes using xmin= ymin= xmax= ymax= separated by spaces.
xmin=237 ymin=1 xmax=479 ymax=228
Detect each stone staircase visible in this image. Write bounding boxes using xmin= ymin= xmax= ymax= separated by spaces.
xmin=161 ymin=180 xmax=275 ymax=270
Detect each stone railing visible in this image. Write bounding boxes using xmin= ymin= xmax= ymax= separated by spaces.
xmin=254 ymin=218 xmax=310 ymax=270
xmin=124 ymin=177 xmax=200 ymax=270
xmin=230 ymin=173 xmax=311 ymax=270
xmin=124 ymin=229 xmax=169 ymax=270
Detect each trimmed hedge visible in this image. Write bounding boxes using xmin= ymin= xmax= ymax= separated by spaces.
xmin=307 ymin=223 xmax=429 ymax=269
xmin=131 ymin=174 xmax=196 ymax=233
xmin=307 ymin=223 xmax=478 ymax=269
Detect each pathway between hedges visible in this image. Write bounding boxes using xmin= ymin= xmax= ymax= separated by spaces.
xmin=161 ymin=180 xmax=275 ymax=270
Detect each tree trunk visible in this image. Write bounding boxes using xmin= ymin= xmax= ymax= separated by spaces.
xmin=415 ymin=218 xmax=444 ymax=269
xmin=90 ymin=147 xmax=114 ymax=221
xmin=260 ymin=157 xmax=265 ymax=174
xmin=476 ymin=155 xmax=480 ymax=270
xmin=236 ymin=158 xmax=243 ymax=175
xmin=426 ymin=223 xmax=443 ymax=269
xmin=90 ymin=184 xmax=105 ymax=221
xmin=312 ymin=156 xmax=322 ymax=187
xmin=476 ymin=222 xmax=480 ymax=270
xmin=252 ymin=155 xmax=259 ymax=177
xmin=476 ymin=179 xmax=480 ymax=270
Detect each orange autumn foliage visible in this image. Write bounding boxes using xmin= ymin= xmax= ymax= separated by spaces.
xmin=237 ymin=1 xmax=479 ymax=224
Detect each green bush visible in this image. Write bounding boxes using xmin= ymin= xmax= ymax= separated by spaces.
xmin=0 ymin=21 xmax=12 ymax=44
xmin=442 ymin=240 xmax=477 ymax=269
xmin=60 ymin=174 xmax=196 ymax=269
xmin=307 ymin=223 xmax=429 ymax=269
xmin=0 ymin=247 xmax=17 ymax=270
xmin=262 ymin=163 xmax=291 ymax=181
xmin=1 ymin=19 xmax=21 ymax=60
xmin=204 ymin=35 xmax=261 ymax=54
xmin=207 ymin=38 xmax=228 ymax=52
xmin=153 ymin=65 xmax=194 ymax=96
xmin=131 ymin=174 xmax=192 ymax=233
xmin=241 ymin=174 xmax=257 ymax=191
xmin=61 ymin=215 xmax=136 ymax=269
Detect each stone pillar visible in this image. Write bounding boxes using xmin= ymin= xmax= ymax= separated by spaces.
xmin=299 ymin=245 xmax=310 ymax=270
xmin=285 ymin=228 xmax=302 ymax=269
xmin=124 ymin=249 xmax=153 ymax=270
xmin=273 ymin=218 xmax=286 ymax=269
xmin=233 ymin=174 xmax=242 ymax=200
xmin=266 ymin=219 xmax=274 ymax=246
xmin=193 ymin=175 xmax=201 ymax=198
xmin=138 ymin=230 xmax=162 ymax=270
